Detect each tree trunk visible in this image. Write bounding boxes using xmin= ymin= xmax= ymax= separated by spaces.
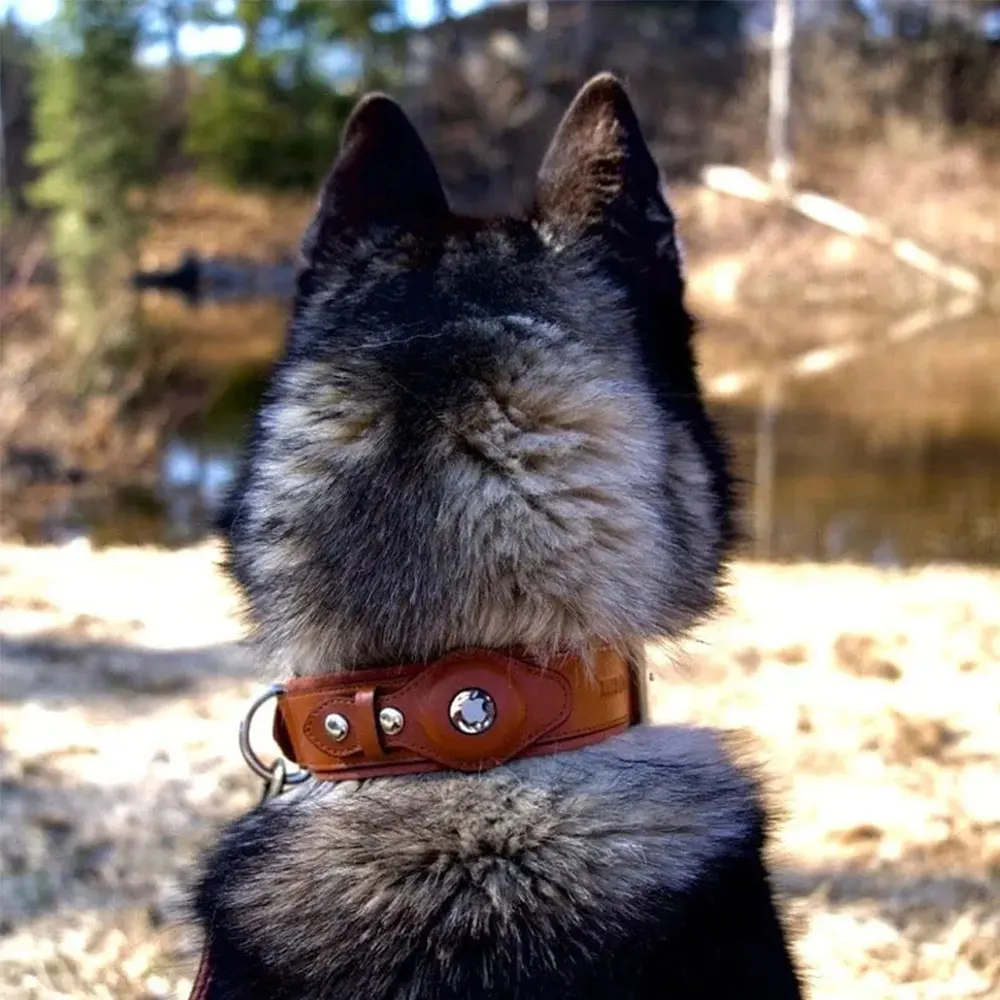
xmin=527 ymin=1 xmax=549 ymax=95
xmin=575 ymin=0 xmax=594 ymax=81
xmin=768 ymin=0 xmax=796 ymax=196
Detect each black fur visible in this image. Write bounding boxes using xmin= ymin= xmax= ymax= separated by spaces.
xmin=199 ymin=74 xmax=803 ymax=999
xmin=199 ymin=853 xmax=800 ymax=1000
xmin=195 ymin=729 xmax=802 ymax=999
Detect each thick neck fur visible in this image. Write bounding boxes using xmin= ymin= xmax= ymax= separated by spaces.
xmin=198 ymin=727 xmax=782 ymax=1000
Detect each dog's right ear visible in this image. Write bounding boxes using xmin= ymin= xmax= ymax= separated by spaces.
xmin=535 ymin=74 xmax=681 ymax=283
xmin=301 ymin=95 xmax=449 ymax=262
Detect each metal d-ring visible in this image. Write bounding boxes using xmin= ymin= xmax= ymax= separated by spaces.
xmin=239 ymin=683 xmax=310 ymax=792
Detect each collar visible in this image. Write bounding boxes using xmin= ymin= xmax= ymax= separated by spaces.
xmin=269 ymin=646 xmax=640 ymax=782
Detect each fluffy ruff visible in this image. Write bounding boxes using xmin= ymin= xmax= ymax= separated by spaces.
xmin=197 ymin=725 xmax=802 ymax=999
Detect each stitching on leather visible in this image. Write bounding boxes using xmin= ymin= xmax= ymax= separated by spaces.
xmin=392 ymin=655 xmax=572 ymax=764
xmin=285 ymin=669 xmax=412 ymax=695
xmin=513 ymin=671 xmax=571 ymax=747
xmin=309 ymin=758 xmax=439 ymax=779
xmin=538 ymin=713 xmax=631 ymax=742
xmin=353 ymin=687 xmax=387 ymax=760
xmin=301 ymin=694 xmax=363 ymax=758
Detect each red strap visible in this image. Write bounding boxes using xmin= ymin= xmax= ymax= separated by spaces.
xmin=353 ymin=686 xmax=387 ymax=760
xmin=188 ymin=939 xmax=213 ymax=1000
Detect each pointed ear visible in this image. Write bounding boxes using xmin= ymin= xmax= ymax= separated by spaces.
xmin=535 ymin=74 xmax=681 ymax=272
xmin=302 ymin=94 xmax=449 ymax=259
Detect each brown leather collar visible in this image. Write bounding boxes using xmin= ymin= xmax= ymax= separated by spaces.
xmin=272 ymin=647 xmax=639 ymax=781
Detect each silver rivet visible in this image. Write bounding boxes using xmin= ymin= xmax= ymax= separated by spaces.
xmin=378 ymin=706 xmax=405 ymax=735
xmin=323 ymin=713 xmax=350 ymax=742
xmin=449 ymin=688 xmax=496 ymax=735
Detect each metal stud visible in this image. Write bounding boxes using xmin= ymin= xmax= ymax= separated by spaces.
xmin=378 ymin=706 xmax=405 ymax=736
xmin=449 ymin=688 xmax=496 ymax=735
xmin=323 ymin=712 xmax=350 ymax=742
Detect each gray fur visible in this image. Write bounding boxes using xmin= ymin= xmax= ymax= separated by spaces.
xmin=200 ymin=77 xmax=801 ymax=1000
xmin=237 ymin=292 xmax=719 ymax=677
xmin=212 ymin=725 xmax=762 ymax=995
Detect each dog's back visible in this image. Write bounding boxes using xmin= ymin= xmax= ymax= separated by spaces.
xmin=197 ymin=75 xmax=803 ymax=999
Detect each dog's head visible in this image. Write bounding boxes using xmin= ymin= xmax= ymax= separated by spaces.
xmin=220 ymin=74 xmax=733 ymax=674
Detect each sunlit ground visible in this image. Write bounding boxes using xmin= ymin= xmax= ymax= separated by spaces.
xmin=1 ymin=542 xmax=997 ymax=999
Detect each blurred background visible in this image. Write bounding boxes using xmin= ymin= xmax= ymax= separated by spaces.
xmin=1 ymin=3 xmax=999 ymax=999
xmin=2 ymin=0 xmax=998 ymax=564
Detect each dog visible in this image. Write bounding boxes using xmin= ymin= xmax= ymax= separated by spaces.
xmin=194 ymin=74 xmax=805 ymax=999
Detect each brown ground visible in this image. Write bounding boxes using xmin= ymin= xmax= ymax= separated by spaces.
xmin=2 ymin=543 xmax=998 ymax=998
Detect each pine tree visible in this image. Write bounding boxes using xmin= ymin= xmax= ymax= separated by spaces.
xmin=186 ymin=0 xmax=400 ymax=190
xmin=29 ymin=0 xmax=155 ymax=370
xmin=1 ymin=13 xmax=38 ymax=217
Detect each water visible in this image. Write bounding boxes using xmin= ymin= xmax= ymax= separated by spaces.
xmin=13 ymin=293 xmax=1000 ymax=566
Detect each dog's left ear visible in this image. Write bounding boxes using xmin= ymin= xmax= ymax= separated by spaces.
xmin=302 ymin=93 xmax=449 ymax=261
xmin=535 ymin=74 xmax=681 ymax=277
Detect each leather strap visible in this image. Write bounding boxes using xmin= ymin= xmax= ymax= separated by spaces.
xmin=187 ymin=937 xmax=213 ymax=1000
xmin=273 ymin=647 xmax=638 ymax=781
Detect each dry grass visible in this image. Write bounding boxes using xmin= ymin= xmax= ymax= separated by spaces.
xmin=654 ymin=562 xmax=1000 ymax=999
xmin=140 ymin=295 xmax=287 ymax=371
xmin=0 ymin=302 xmax=173 ymax=483
xmin=138 ymin=177 xmax=314 ymax=270
xmin=135 ymin=160 xmax=999 ymax=322
xmin=1 ymin=542 xmax=997 ymax=998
